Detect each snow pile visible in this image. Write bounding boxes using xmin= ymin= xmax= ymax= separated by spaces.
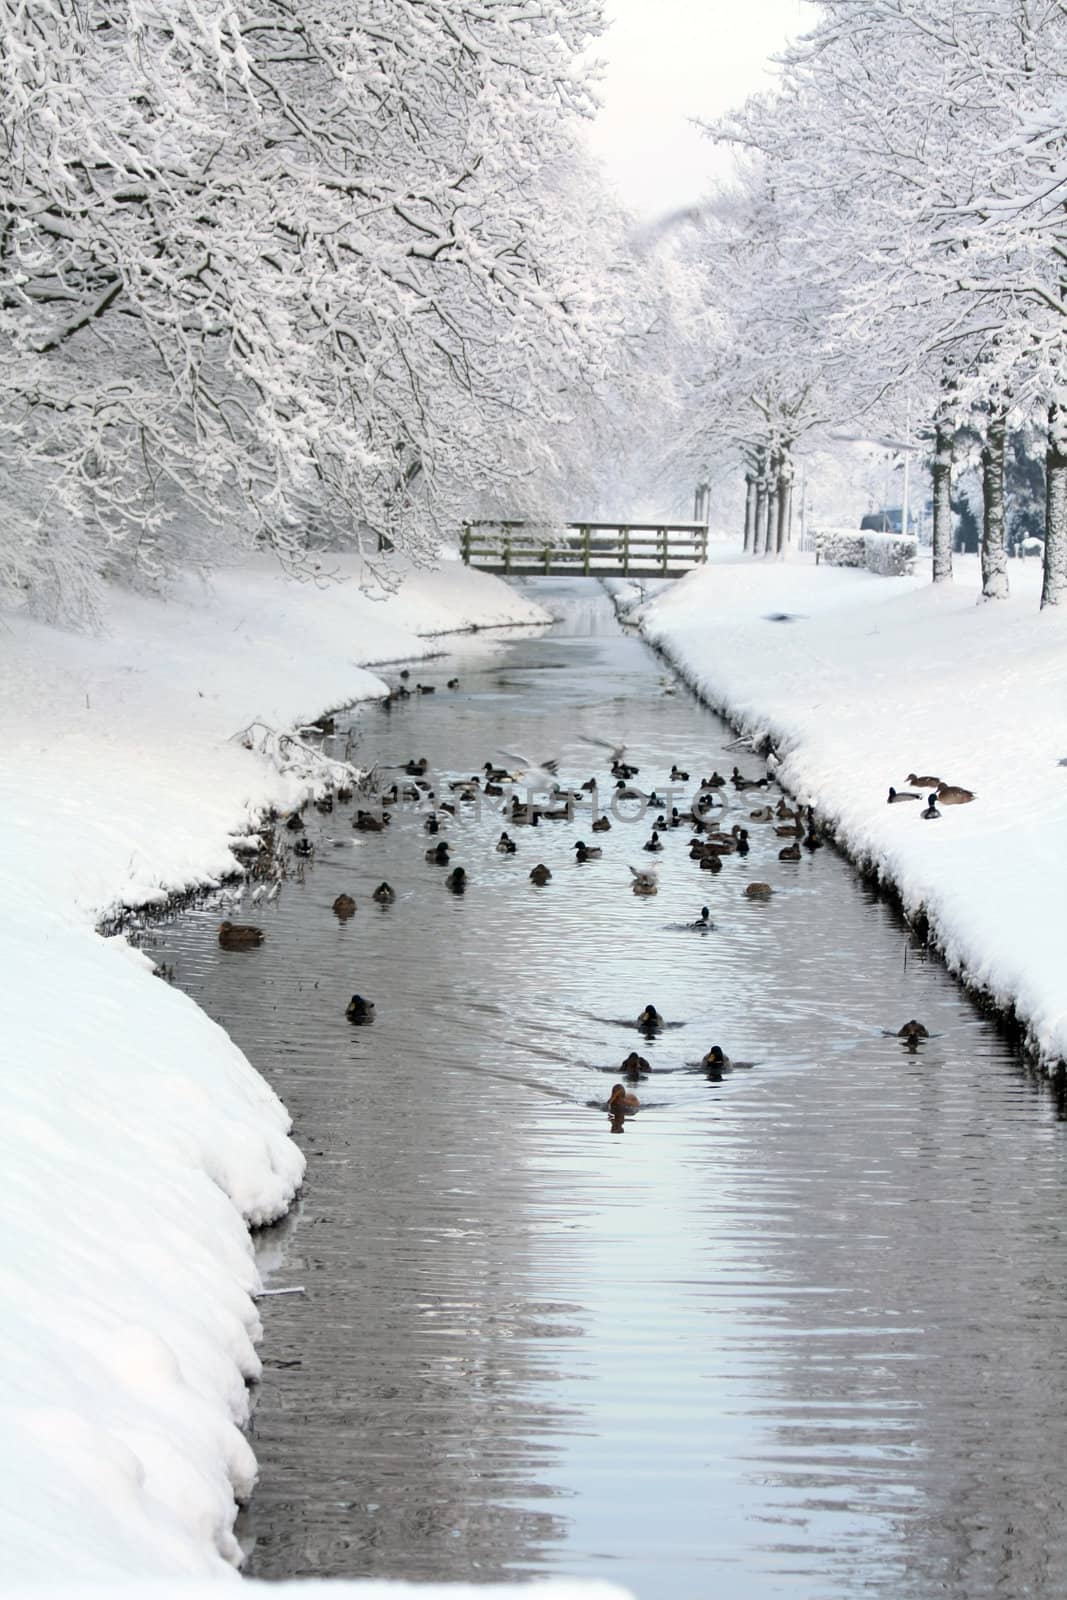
xmin=0 ymin=557 xmax=549 ymax=1582
xmin=629 ymin=551 xmax=1067 ymax=1065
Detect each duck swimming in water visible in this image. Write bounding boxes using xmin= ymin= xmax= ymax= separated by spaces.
xmin=218 ymin=921 xmax=264 ymax=950
xmin=744 ymin=882 xmax=773 ymax=899
xmin=630 ymin=865 xmax=658 ymax=895
xmin=897 ymin=1019 xmax=929 ymax=1040
xmin=636 ymin=1004 xmax=663 ymax=1032
xmin=591 ymin=815 xmax=611 ymax=833
xmin=426 ymin=840 xmax=450 ymax=864
xmin=691 ymin=906 xmax=713 ymax=928
xmin=345 ymin=994 xmax=375 ymax=1022
xmin=332 ymin=894 xmax=356 ymax=919
xmin=642 ymin=830 xmax=663 ymax=853
xmin=372 ymin=881 xmax=396 ymax=903
xmin=778 ymin=840 xmax=801 ymax=861
xmin=529 ymin=863 xmax=552 ymax=885
xmin=496 ymin=831 xmax=517 ymax=853
xmin=701 ymin=1044 xmax=730 ymax=1072
xmin=574 ymin=840 xmax=602 ymax=862
xmin=621 ymin=1051 xmax=650 ymax=1075
xmin=446 ymin=866 xmax=467 ymax=892
xmin=608 ymin=1083 xmax=640 ymax=1113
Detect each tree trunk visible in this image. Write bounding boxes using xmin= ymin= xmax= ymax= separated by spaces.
xmin=980 ymin=409 xmax=1009 ymax=600
xmin=775 ymin=446 xmax=794 ymax=557
xmin=931 ymin=423 xmax=954 ymax=582
xmin=1043 ymin=401 xmax=1067 ymax=608
xmin=754 ymin=473 xmax=768 ymax=556
xmin=743 ymin=472 xmax=757 ymax=552
xmin=765 ymin=478 xmax=778 ymax=559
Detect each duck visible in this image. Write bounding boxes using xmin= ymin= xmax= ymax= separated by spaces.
xmin=749 ymin=806 xmax=774 ymax=823
xmin=630 ymin=865 xmax=658 ymax=895
xmin=391 ymin=684 xmax=411 ymax=700
xmin=636 ymin=1003 xmax=663 ymax=1031
xmin=591 ymin=815 xmax=612 ymax=833
xmin=701 ymin=1044 xmax=730 ymax=1072
xmin=405 ymin=757 xmax=429 ymax=776
xmin=372 ymin=881 xmax=396 ymax=903
xmin=698 ymin=850 xmax=723 ymax=873
xmin=775 ymin=800 xmax=796 ymax=819
xmin=888 ymin=787 xmax=920 ymax=803
xmin=293 ymin=836 xmax=314 ymax=858
xmin=315 ymin=794 xmax=334 ymax=814
xmin=734 ymin=827 xmax=750 ymax=856
xmin=778 ymin=841 xmax=801 ymax=861
xmin=446 ymin=866 xmax=468 ymax=892
xmin=607 ymin=1083 xmax=640 ymax=1114
xmin=426 ymin=841 xmax=450 ymax=864
xmin=332 ymin=894 xmax=357 ymax=919
xmin=529 ymin=864 xmax=552 ymax=885
xmin=399 ymin=669 xmax=410 ymax=679
xmin=670 ymin=764 xmax=690 ymax=782
xmin=936 ymin=782 xmax=975 ymax=804
xmin=496 ymin=831 xmax=517 ymax=854
xmin=897 ymin=1019 xmax=929 ymax=1039
xmin=642 ymin=830 xmax=663 ymax=853
xmin=353 ymin=810 xmax=387 ymax=832
xmin=218 ymin=921 xmax=265 ymax=950
xmin=284 ymin=811 xmax=305 ymax=831
xmin=415 ymin=683 xmax=435 ymax=694
xmin=921 ymin=793 xmax=941 ymax=819
xmin=621 ymin=1051 xmax=650 ymax=1075
xmin=424 ymin=814 xmax=441 ymax=835
xmin=447 ymin=678 xmax=460 ymax=689
xmin=345 ymin=993 xmax=375 ymax=1022
xmin=907 ymin=772 xmax=941 ymax=789
xmin=691 ymin=905 xmax=713 ymax=929
xmin=574 ymin=840 xmax=602 ymax=862
xmin=803 ymin=830 xmax=823 ymax=851
xmin=744 ymin=882 xmax=773 ymax=899
xmin=702 ymin=772 xmax=726 ymax=789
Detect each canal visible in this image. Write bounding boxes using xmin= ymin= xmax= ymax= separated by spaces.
xmin=146 ymin=580 xmax=1067 ymax=1599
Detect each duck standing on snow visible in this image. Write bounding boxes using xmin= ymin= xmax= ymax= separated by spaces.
xmin=907 ymin=772 xmax=941 ymax=789
xmin=888 ymin=787 xmax=920 ymax=803
xmin=921 ymin=793 xmax=941 ymax=819
xmin=937 ymin=782 xmax=975 ymax=804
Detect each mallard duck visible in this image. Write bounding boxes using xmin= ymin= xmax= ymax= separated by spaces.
xmin=702 ymin=772 xmax=726 ymax=789
xmin=749 ymin=806 xmax=774 ymax=823
xmin=699 ymin=851 xmax=723 ymax=873
xmin=218 ymin=921 xmax=264 ymax=949
xmin=574 ymin=840 xmax=602 ymax=862
xmin=591 ymin=815 xmax=611 ymax=833
xmin=775 ymin=800 xmax=796 ymax=819
xmin=529 ymin=863 xmax=552 ymax=885
xmin=608 ymin=1083 xmax=640 ymax=1113
xmin=907 ymin=772 xmax=941 ymax=788
xmin=293 ymin=836 xmax=314 ymax=858
xmin=897 ymin=1019 xmax=929 ymax=1039
xmin=778 ymin=840 xmax=801 ymax=861
xmin=345 ymin=993 xmax=375 ymax=1022
xmin=405 ymin=757 xmax=429 ymax=776
xmin=391 ymin=684 xmax=411 ymax=700
xmin=424 ymin=814 xmax=441 ymax=835
xmin=630 ymin=865 xmax=658 ymax=895
xmin=776 ymin=819 xmax=803 ymax=838
xmin=670 ymin=765 xmax=690 ymax=781
xmin=803 ymin=831 xmax=823 ymax=851
xmin=332 ymin=894 xmax=356 ymax=919
xmin=399 ymin=669 xmax=410 ymax=679
xmin=936 ymin=782 xmax=975 ymax=804
xmin=642 ymin=830 xmax=663 ymax=853
xmin=734 ymin=827 xmax=750 ymax=856
xmin=636 ymin=1003 xmax=663 ymax=1031
xmin=315 ymin=794 xmax=334 ymax=814
xmin=372 ymin=881 xmax=396 ymax=903
xmin=284 ymin=811 xmax=305 ymax=831
xmin=621 ymin=1051 xmax=650 ymax=1075
xmin=888 ymin=787 xmax=920 ymax=803
xmin=353 ymin=810 xmax=387 ymax=832
xmin=447 ymin=678 xmax=460 ymax=689
xmin=701 ymin=1045 xmax=730 ymax=1071
xmin=496 ymin=831 xmax=517 ymax=853
xmin=426 ymin=841 xmax=450 ymax=864
xmin=744 ymin=882 xmax=773 ymax=899
xmin=416 ymin=683 xmax=435 ymax=694
xmin=921 ymin=793 xmax=941 ymax=819
xmin=446 ymin=866 xmax=467 ymax=892
xmin=691 ymin=906 xmax=713 ymax=928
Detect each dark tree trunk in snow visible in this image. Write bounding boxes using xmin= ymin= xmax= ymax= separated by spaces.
xmin=980 ymin=410 xmax=1009 ymax=600
xmin=775 ymin=446 xmax=793 ymax=557
xmin=1043 ymin=402 xmax=1067 ymax=608
xmin=932 ymin=423 xmax=954 ymax=582
xmin=766 ymin=471 xmax=779 ymax=559
xmin=754 ymin=463 xmax=769 ymax=555
xmin=743 ymin=472 xmax=757 ymax=552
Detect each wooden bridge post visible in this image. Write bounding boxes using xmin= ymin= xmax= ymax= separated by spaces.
xmin=543 ymin=537 xmax=551 ymax=575
xmin=461 ymin=524 xmax=471 ymax=565
xmin=582 ymin=525 xmax=591 ymax=576
xmin=660 ymin=526 xmax=668 ymax=576
xmin=622 ymin=526 xmax=630 ymax=576
xmin=504 ymin=527 xmax=512 ymax=575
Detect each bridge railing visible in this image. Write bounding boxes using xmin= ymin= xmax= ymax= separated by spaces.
xmin=460 ymin=521 xmax=708 ymax=577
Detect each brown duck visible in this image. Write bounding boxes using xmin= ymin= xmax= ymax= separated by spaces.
xmin=218 ymin=921 xmax=264 ymax=950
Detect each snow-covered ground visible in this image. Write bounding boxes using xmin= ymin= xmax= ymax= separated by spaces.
xmin=619 ymin=547 xmax=1067 ymax=1067
xmin=0 ymin=555 xmax=550 ymax=1584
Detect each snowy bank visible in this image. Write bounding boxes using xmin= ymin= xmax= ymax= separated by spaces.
xmin=0 ymin=556 xmax=549 ymax=1583
xmin=625 ymin=550 xmax=1067 ymax=1066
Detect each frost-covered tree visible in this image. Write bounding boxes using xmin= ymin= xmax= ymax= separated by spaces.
xmin=0 ymin=0 xmax=641 ymax=618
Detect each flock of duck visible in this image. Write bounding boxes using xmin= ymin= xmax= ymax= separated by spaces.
xmin=216 ymin=682 xmax=943 ymax=1129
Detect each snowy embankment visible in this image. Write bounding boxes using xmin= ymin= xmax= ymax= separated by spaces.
xmin=619 ymin=550 xmax=1067 ymax=1067
xmin=0 ymin=555 xmax=550 ymax=1584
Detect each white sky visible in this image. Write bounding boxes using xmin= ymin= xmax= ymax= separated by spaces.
xmin=585 ymin=0 xmax=811 ymax=220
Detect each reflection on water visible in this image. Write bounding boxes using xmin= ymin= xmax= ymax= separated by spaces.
xmin=146 ymin=581 xmax=1067 ymax=1599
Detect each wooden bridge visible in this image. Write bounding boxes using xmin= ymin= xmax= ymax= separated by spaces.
xmin=460 ymin=521 xmax=708 ymax=578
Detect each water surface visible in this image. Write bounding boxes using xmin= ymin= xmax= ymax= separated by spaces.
xmin=147 ymin=580 xmax=1067 ymax=1599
